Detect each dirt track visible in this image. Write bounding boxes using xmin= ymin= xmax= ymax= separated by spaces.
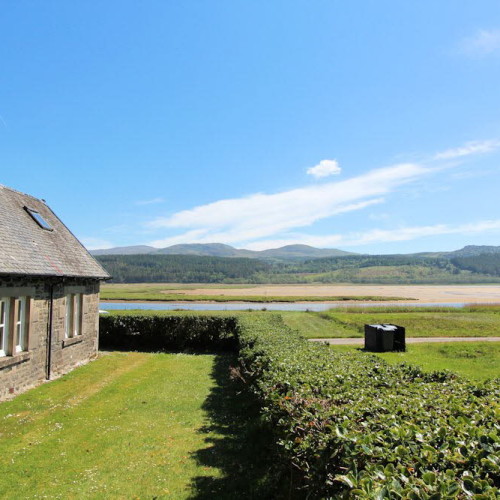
xmin=310 ymin=337 xmax=500 ymax=345
xmin=179 ymin=284 xmax=500 ymax=303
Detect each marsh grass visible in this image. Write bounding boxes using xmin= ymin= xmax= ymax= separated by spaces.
xmin=101 ymin=291 xmax=409 ymax=302
xmin=101 ymin=282 xmax=411 ymax=302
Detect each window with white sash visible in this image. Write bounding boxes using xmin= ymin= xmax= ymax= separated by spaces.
xmin=0 ymin=299 xmax=9 ymax=357
xmin=0 ymin=296 xmax=30 ymax=357
xmin=65 ymin=293 xmax=83 ymax=338
xmin=14 ymin=297 xmax=27 ymax=353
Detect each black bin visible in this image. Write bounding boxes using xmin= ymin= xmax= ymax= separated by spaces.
xmin=364 ymin=324 xmax=406 ymax=352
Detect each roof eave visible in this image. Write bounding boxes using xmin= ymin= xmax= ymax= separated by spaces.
xmin=0 ymin=272 xmax=111 ymax=281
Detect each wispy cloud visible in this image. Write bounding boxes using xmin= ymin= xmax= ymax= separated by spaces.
xmin=243 ymin=219 xmax=500 ymax=250
xmin=433 ymin=139 xmax=500 ymax=160
xmin=306 ymin=159 xmax=341 ymax=178
xmin=135 ymin=197 xmax=165 ymax=206
xmin=341 ymin=220 xmax=500 ymax=247
xmin=147 ymin=163 xmax=429 ymax=247
xmin=144 ymin=138 xmax=500 ymax=250
xmin=368 ymin=212 xmax=390 ymax=221
xmin=459 ymin=29 xmax=500 ymax=57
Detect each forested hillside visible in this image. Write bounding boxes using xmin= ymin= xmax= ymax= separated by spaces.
xmin=97 ymin=254 xmax=271 ymax=283
xmin=451 ymin=253 xmax=500 ymax=276
xmin=97 ymin=252 xmax=500 ymax=284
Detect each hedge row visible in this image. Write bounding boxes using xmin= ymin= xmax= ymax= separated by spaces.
xmin=237 ymin=315 xmax=500 ymax=498
xmin=99 ymin=315 xmax=238 ymax=352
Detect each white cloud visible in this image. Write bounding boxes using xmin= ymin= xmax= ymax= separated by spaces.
xmin=79 ymin=237 xmax=114 ymax=250
xmin=243 ymin=219 xmax=500 ymax=250
xmin=147 ymin=163 xmax=429 ymax=247
xmin=135 ymin=197 xmax=165 ymax=206
xmin=434 ymin=139 xmax=500 ymax=160
xmin=342 ymin=220 xmax=500 ymax=246
xmin=306 ymin=159 xmax=341 ymax=178
xmin=459 ymin=29 xmax=500 ymax=57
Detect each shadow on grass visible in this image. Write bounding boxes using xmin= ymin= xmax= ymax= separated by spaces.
xmin=189 ymin=354 xmax=286 ymax=499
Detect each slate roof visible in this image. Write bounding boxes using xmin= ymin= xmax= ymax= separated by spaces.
xmin=0 ymin=185 xmax=110 ymax=279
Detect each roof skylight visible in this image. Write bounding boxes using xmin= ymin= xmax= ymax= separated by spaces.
xmin=25 ymin=207 xmax=53 ymax=230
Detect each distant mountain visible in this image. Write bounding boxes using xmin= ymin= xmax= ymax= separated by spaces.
xmin=445 ymin=245 xmax=500 ymax=258
xmin=258 ymin=244 xmax=353 ymax=259
xmin=409 ymin=245 xmax=500 ymax=259
xmin=91 ymin=245 xmax=156 ymax=255
xmin=91 ymin=243 xmax=500 ymax=261
xmin=91 ymin=243 xmax=355 ymax=260
xmin=155 ymin=243 xmax=256 ymax=258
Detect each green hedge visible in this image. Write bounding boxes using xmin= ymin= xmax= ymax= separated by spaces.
xmin=98 ymin=312 xmax=499 ymax=497
xmin=99 ymin=315 xmax=238 ymax=352
xmin=237 ymin=315 xmax=500 ymax=498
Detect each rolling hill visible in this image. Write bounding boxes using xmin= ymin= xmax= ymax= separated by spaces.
xmin=91 ymin=243 xmax=355 ymax=260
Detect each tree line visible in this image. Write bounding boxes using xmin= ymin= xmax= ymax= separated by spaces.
xmin=96 ymin=252 xmax=500 ymax=283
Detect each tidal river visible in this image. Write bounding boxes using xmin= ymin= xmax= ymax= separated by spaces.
xmin=99 ymin=301 xmax=466 ymax=312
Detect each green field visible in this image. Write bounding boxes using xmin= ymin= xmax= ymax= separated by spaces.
xmin=0 ymin=352 xmax=275 ymax=499
xmin=280 ymin=305 xmax=500 ymax=338
xmin=331 ymin=342 xmax=500 ymax=380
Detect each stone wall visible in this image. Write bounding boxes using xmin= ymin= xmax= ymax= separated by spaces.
xmin=0 ymin=276 xmax=101 ymax=401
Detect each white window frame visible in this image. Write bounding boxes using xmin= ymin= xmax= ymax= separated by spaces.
xmin=65 ymin=293 xmax=83 ymax=339
xmin=0 ymin=298 xmax=10 ymax=357
xmin=14 ymin=297 xmax=27 ymax=353
xmin=75 ymin=294 xmax=82 ymax=337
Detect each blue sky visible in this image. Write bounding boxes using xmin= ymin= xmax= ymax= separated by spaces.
xmin=1 ymin=1 xmax=500 ymax=254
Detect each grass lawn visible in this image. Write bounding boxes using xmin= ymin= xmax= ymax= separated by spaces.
xmin=330 ymin=342 xmax=500 ymax=381
xmin=0 ymin=352 xmax=276 ymax=499
xmin=280 ymin=305 xmax=500 ymax=338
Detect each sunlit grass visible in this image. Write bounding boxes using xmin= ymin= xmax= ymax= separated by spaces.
xmin=0 ymin=352 xmax=262 ymax=498
xmin=330 ymin=342 xmax=500 ymax=380
xmin=279 ymin=306 xmax=500 ymax=338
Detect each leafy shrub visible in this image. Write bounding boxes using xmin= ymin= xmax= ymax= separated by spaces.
xmin=99 ymin=314 xmax=238 ymax=352
xmin=237 ymin=315 xmax=500 ymax=498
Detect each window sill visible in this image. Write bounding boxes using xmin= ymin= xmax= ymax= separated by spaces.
xmin=0 ymin=351 xmax=31 ymax=370
xmin=62 ymin=336 xmax=84 ymax=348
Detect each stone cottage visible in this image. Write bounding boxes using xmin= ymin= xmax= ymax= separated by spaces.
xmin=0 ymin=184 xmax=110 ymax=400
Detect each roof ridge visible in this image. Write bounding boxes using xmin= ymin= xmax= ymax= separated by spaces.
xmin=0 ymin=184 xmax=47 ymax=204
